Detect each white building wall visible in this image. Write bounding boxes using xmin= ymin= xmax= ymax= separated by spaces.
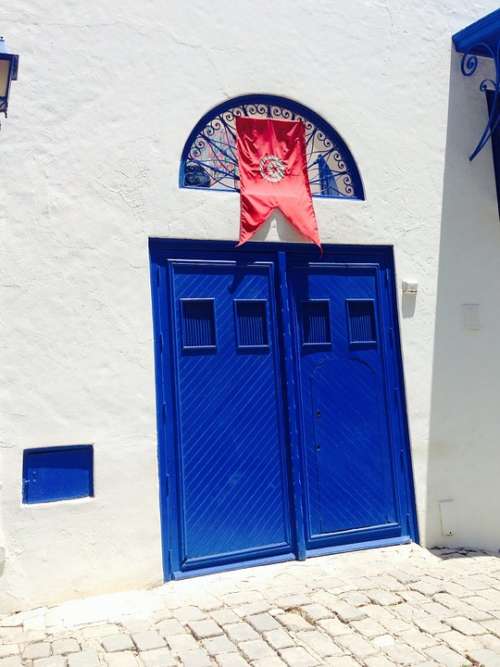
xmin=0 ymin=0 xmax=498 ymax=611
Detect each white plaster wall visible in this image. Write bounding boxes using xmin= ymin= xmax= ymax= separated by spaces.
xmin=0 ymin=0 xmax=498 ymax=611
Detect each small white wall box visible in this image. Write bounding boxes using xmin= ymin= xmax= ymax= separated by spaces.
xmin=439 ymin=499 xmax=456 ymax=537
xmin=402 ymin=281 xmax=418 ymax=295
xmin=462 ymin=303 xmax=481 ymax=331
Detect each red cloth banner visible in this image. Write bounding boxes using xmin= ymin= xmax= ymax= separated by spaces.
xmin=235 ymin=116 xmax=321 ymax=248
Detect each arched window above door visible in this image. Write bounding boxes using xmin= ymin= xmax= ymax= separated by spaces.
xmin=180 ymin=94 xmax=364 ymax=200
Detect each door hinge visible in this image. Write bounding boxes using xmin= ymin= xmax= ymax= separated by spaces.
xmin=165 ymin=474 xmax=170 ymax=495
xmin=162 ymin=402 xmax=167 ymax=423
xmin=159 ymin=333 xmax=164 ymax=354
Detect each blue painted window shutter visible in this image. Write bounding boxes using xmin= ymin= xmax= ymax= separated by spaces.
xmin=181 ymin=299 xmax=216 ymax=350
xmin=235 ymin=300 xmax=269 ymax=348
xmin=347 ymin=300 xmax=377 ymax=344
xmin=302 ymin=300 xmax=331 ymax=346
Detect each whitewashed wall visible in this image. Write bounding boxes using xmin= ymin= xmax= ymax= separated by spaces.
xmin=0 ymin=0 xmax=499 ymax=611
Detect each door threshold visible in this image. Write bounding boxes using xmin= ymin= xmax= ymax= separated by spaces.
xmin=170 ymin=552 xmax=296 ymax=581
xmin=306 ymin=535 xmax=413 ymax=560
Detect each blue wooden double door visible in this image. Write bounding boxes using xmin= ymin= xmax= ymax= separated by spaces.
xmin=151 ymin=241 xmax=417 ymax=579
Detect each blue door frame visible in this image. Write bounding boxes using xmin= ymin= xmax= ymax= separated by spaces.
xmin=149 ymin=239 xmax=419 ymax=581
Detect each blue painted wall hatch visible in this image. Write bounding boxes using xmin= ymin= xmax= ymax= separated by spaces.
xmin=23 ymin=445 xmax=94 ymax=504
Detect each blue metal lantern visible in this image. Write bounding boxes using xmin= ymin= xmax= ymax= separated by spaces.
xmin=0 ymin=36 xmax=18 ymax=117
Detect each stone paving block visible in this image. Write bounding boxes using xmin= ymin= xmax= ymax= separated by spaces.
xmin=278 ymin=646 xmax=319 ymax=666
xmin=441 ymin=582 xmax=473 ymax=598
xmin=480 ymin=632 xmax=500 ymax=651
xmin=215 ymin=654 xmax=251 ymax=667
xmin=252 ymin=659 xmax=285 ymax=667
xmin=23 ymin=643 xmax=52 ymax=659
xmin=246 ymin=612 xmax=281 ymax=632
xmin=223 ymin=592 xmax=263 ymax=607
xmin=264 ymin=629 xmax=295 ymax=650
xmin=367 ymin=590 xmax=402 ymax=606
xmin=323 ymin=657 xmax=359 ymax=667
xmin=0 ymin=658 xmax=22 ymax=667
xmin=330 ymin=601 xmax=367 ymax=622
xmin=101 ymin=634 xmax=134 ymax=653
xmin=275 ymin=613 xmax=313 ymax=632
xmin=420 ymin=601 xmax=455 ymax=620
xmin=410 ymin=577 xmax=445 ymax=596
xmin=138 ymin=647 xmax=177 ymax=667
xmin=197 ymin=595 xmax=223 ymax=612
xmin=466 ymin=647 xmax=500 ymax=666
xmin=210 ymin=608 xmax=240 ymax=626
xmin=224 ymin=622 xmax=258 ymax=642
xmin=316 ymin=617 xmax=353 ymax=637
xmin=33 ymin=659 xmax=66 ymax=667
xmin=187 ymin=619 xmax=223 ymax=640
xmin=433 ymin=593 xmax=463 ymax=610
xmin=465 ymin=595 xmax=500 ymax=612
xmin=297 ymin=605 xmax=330 ymax=623
xmin=425 ymin=644 xmax=471 ymax=667
xmin=131 ymin=631 xmax=165 ymax=651
xmin=439 ymin=629 xmax=483 ymax=654
xmin=0 ymin=647 xmax=18 ymax=659
xmin=120 ymin=620 xmax=150 ymax=634
xmin=104 ymin=651 xmax=140 ymax=667
xmin=446 ymin=615 xmax=486 ymax=635
xmin=364 ymin=656 xmax=398 ymax=667
xmin=165 ymin=632 xmax=198 ymax=653
xmin=340 ymin=591 xmax=370 ymax=607
xmin=155 ymin=619 xmax=187 ymax=638
xmin=172 ymin=607 xmax=206 ymax=623
xmin=393 ymin=602 xmax=426 ymax=621
xmin=455 ymin=603 xmax=493 ymax=622
xmin=336 ymin=632 xmax=378 ymax=659
xmin=351 ymin=617 xmax=386 ymax=638
xmin=275 ymin=595 xmax=311 ymax=610
xmin=176 ymin=649 xmax=211 ymax=666
xmin=201 ymin=635 xmax=237 ymax=656
xmin=233 ymin=602 xmax=271 ymax=618
xmin=413 ymin=614 xmax=449 ymax=635
xmin=398 ymin=629 xmax=437 ymax=650
xmin=295 ymin=630 xmax=343 ymax=657
xmin=399 ymin=590 xmax=428 ymax=605
xmin=383 ymin=643 xmax=426 ymax=665
xmin=239 ymin=639 xmax=276 ymax=661
xmin=67 ymin=650 xmax=101 ymax=667
xmin=52 ymin=639 xmax=80 ymax=655
xmin=81 ymin=625 xmax=121 ymax=640
xmin=482 ymin=617 xmax=500 ymax=636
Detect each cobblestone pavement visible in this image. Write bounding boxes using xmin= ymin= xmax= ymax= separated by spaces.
xmin=3 ymin=545 xmax=500 ymax=667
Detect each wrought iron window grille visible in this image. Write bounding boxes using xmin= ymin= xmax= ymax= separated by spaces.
xmin=180 ymin=94 xmax=364 ymax=200
xmin=453 ymin=9 xmax=500 ymax=161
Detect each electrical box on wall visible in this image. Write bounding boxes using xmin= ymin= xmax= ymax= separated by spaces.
xmin=462 ymin=304 xmax=481 ymax=331
xmin=402 ymin=281 xmax=418 ymax=295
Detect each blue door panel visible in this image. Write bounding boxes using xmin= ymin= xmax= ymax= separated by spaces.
xmin=150 ymin=241 xmax=418 ymax=580
xmin=288 ymin=261 xmax=403 ymax=550
xmin=168 ymin=259 xmax=293 ymax=571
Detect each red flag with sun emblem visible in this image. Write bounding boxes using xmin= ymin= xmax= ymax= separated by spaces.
xmin=235 ymin=116 xmax=320 ymax=248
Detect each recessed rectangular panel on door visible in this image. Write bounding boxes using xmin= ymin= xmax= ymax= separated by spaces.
xmin=168 ymin=259 xmax=294 ymax=573
xmin=289 ymin=260 xmax=404 ymax=551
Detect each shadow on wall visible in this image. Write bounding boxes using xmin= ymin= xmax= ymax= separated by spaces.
xmin=426 ymin=51 xmax=500 ymax=551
